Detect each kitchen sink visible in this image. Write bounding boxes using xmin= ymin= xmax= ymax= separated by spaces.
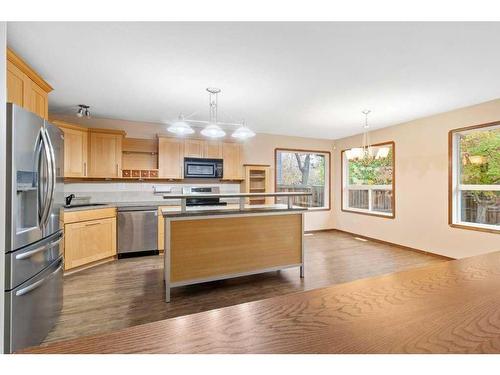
xmin=64 ymin=203 xmax=108 ymax=208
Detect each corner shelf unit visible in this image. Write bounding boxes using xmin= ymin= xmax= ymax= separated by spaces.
xmin=243 ymin=164 xmax=272 ymax=205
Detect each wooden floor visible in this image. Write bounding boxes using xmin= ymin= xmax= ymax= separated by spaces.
xmin=44 ymin=231 xmax=446 ymax=344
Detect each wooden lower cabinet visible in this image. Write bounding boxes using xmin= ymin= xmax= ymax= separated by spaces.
xmin=64 ymin=217 xmax=117 ymax=270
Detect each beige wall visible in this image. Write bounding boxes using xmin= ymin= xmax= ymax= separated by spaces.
xmin=333 ymin=98 xmax=500 ymax=259
xmin=241 ymin=133 xmax=334 ymax=231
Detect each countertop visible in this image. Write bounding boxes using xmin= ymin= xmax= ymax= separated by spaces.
xmin=62 ymin=201 xmax=176 ymax=212
xmin=161 ymin=204 xmax=307 ymax=218
xmin=23 ymin=250 xmax=500 ymax=354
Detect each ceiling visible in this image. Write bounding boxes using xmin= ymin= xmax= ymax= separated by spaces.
xmin=7 ymin=22 xmax=500 ymax=139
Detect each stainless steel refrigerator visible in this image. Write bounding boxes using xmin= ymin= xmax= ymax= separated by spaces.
xmin=4 ymin=103 xmax=64 ymax=353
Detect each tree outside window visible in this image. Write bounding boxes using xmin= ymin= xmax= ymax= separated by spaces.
xmin=453 ymin=125 xmax=499 ymax=230
xmin=342 ymin=142 xmax=395 ymax=217
xmin=275 ymin=149 xmax=329 ymax=209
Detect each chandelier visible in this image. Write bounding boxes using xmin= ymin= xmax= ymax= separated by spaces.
xmin=346 ymin=110 xmax=389 ymax=161
xmin=167 ymin=88 xmax=256 ymax=140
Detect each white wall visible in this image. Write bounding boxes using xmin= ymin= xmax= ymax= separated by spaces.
xmin=0 ymin=21 xmax=7 ymax=354
xmin=333 ymin=98 xmax=500 ymax=259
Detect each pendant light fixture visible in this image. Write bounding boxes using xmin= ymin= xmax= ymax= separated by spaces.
xmin=167 ymin=114 xmax=195 ymax=136
xmin=231 ymin=122 xmax=256 ymax=140
xmin=200 ymin=88 xmax=226 ymax=138
xmin=169 ymin=88 xmax=256 ymax=140
xmin=346 ymin=110 xmax=389 ymax=161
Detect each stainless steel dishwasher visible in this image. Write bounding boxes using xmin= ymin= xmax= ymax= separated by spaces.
xmin=117 ymin=206 xmax=158 ymax=257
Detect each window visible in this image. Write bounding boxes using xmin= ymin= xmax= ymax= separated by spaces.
xmin=275 ymin=149 xmax=330 ymax=210
xmin=449 ymin=123 xmax=499 ymax=233
xmin=341 ymin=142 xmax=395 ymax=218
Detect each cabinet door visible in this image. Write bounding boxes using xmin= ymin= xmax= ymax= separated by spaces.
xmin=222 ymin=142 xmax=243 ymax=180
xmin=27 ymin=82 xmax=49 ymax=119
xmin=158 ymin=137 xmax=184 ymax=179
xmin=64 ymin=217 xmax=116 ymax=270
xmin=61 ymin=127 xmax=88 ymax=177
xmin=7 ymin=60 xmax=28 ymax=108
xmin=184 ymin=139 xmax=205 ymax=158
xmin=89 ymin=132 xmax=122 ymax=178
xmin=204 ymin=141 xmax=223 ymax=159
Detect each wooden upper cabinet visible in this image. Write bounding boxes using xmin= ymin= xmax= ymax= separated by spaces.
xmin=184 ymin=139 xmax=205 ymax=158
xmin=52 ymin=121 xmax=89 ymax=177
xmin=158 ymin=137 xmax=184 ymax=179
xmin=6 ymin=48 xmax=53 ymax=119
xmin=204 ymin=141 xmax=223 ymax=159
xmin=6 ymin=60 xmax=27 ymax=107
xmin=27 ymin=82 xmax=49 ymax=119
xmin=222 ymin=142 xmax=243 ymax=180
xmin=88 ymin=130 xmax=123 ymax=178
xmin=184 ymin=139 xmax=223 ymax=159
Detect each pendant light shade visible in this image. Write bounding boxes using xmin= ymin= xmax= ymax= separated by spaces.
xmin=231 ymin=125 xmax=256 ymax=140
xmin=167 ymin=120 xmax=194 ymax=136
xmin=200 ymin=123 xmax=226 ymax=138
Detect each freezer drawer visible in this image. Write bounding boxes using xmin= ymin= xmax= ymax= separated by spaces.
xmin=117 ymin=209 xmax=158 ymax=254
xmin=5 ymin=257 xmax=64 ymax=353
xmin=5 ymin=230 xmax=63 ymax=290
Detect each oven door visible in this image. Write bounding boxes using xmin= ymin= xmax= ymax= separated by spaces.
xmin=184 ymin=160 xmax=216 ymax=178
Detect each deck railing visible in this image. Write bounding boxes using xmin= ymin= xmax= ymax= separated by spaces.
xmin=276 ymin=185 xmax=325 ymax=208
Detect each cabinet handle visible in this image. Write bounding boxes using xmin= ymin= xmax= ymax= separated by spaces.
xmin=116 ymin=163 xmax=119 ymax=176
xmin=84 ymin=162 xmax=87 ymax=176
xmin=85 ymin=222 xmax=101 ymax=227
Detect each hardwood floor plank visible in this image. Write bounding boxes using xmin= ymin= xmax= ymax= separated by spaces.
xmin=42 ymin=231 xmax=445 ymax=344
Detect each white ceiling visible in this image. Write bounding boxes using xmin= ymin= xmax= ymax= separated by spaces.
xmin=7 ymin=22 xmax=500 ymax=139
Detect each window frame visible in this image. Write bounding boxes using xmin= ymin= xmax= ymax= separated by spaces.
xmin=341 ymin=141 xmax=396 ymax=219
xmin=448 ymin=121 xmax=500 ymax=234
xmin=274 ymin=148 xmax=331 ymax=211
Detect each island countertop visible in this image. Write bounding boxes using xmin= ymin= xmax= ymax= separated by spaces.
xmin=161 ymin=203 xmax=307 ymax=218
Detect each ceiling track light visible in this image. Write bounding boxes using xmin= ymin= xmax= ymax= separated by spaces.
xmin=76 ymin=104 xmax=91 ymax=119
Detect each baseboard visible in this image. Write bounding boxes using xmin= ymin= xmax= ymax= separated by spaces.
xmin=304 ymin=228 xmax=335 ymax=234
xmin=306 ymin=228 xmax=455 ymax=261
xmin=64 ymin=255 xmax=117 ymax=276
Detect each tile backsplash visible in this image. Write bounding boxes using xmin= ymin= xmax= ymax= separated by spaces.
xmin=64 ymin=182 xmax=241 ymax=205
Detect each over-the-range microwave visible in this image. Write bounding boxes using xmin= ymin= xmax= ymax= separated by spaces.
xmin=184 ymin=157 xmax=223 ymax=178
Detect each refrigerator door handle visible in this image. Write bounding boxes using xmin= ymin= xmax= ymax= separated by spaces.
xmin=43 ymin=127 xmax=57 ymax=226
xmin=34 ymin=130 xmax=45 ymax=227
xmin=39 ymin=128 xmax=54 ymax=227
xmin=15 ymin=261 xmax=64 ymax=297
xmin=15 ymin=235 xmax=63 ymax=260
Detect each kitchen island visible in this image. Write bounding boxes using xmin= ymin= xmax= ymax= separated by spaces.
xmin=161 ymin=192 xmax=311 ymax=302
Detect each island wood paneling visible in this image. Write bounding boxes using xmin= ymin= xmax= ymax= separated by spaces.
xmin=169 ymin=214 xmax=302 ymax=282
xmin=26 ymin=249 xmax=500 ymax=354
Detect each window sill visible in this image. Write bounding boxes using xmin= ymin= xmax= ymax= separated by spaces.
xmin=341 ymin=207 xmax=395 ymax=219
xmin=449 ymin=222 xmax=499 ymax=234
xmin=305 ymin=207 xmax=330 ymax=212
